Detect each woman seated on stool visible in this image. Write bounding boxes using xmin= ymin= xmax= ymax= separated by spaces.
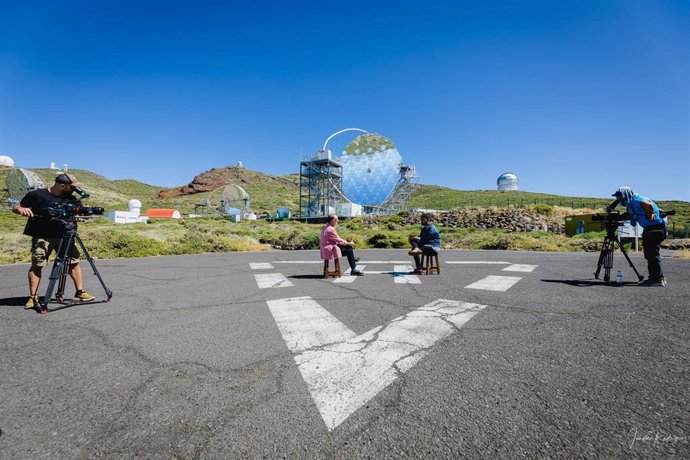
xmin=408 ymin=213 xmax=441 ymax=275
xmin=320 ymin=214 xmax=364 ymax=276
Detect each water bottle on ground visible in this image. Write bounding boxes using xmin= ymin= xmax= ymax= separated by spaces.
xmin=616 ymin=270 xmax=623 ymax=286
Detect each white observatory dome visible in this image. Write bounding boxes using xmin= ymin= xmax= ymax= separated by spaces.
xmin=497 ymin=172 xmax=518 ymax=192
xmin=0 ymin=155 xmax=15 ymax=167
xmin=128 ymin=199 xmax=143 ymax=215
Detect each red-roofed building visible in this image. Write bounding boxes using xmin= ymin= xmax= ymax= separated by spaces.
xmin=145 ymin=209 xmax=182 ymax=219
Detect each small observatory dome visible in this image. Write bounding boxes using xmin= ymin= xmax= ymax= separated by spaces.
xmin=128 ymin=199 xmax=143 ymax=215
xmin=0 ymin=155 xmax=15 ymax=167
xmin=497 ymin=172 xmax=518 ymax=192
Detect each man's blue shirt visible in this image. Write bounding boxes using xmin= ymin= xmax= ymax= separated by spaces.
xmin=626 ymin=194 xmax=663 ymax=228
xmin=419 ymin=223 xmax=441 ymax=251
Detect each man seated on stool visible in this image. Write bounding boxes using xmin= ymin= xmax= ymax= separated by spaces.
xmin=408 ymin=213 xmax=441 ymax=275
xmin=320 ymin=214 xmax=364 ymax=276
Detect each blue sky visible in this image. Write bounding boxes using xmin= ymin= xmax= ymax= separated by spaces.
xmin=1 ymin=0 xmax=688 ymax=200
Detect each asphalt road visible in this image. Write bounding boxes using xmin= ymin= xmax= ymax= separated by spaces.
xmin=1 ymin=249 xmax=688 ymax=458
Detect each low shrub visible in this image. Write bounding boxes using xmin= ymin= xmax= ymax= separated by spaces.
xmin=368 ymin=232 xmax=407 ymax=248
xmin=529 ymin=204 xmax=555 ymax=216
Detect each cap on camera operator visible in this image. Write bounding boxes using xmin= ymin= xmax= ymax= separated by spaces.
xmin=11 ymin=173 xmax=96 ymax=309
xmin=609 ymin=186 xmax=667 ymax=286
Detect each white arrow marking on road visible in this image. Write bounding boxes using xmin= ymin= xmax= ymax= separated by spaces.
xmin=266 ymin=296 xmax=487 ymax=430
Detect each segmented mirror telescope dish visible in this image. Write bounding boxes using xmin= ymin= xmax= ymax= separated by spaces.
xmin=339 ymin=133 xmax=402 ymax=206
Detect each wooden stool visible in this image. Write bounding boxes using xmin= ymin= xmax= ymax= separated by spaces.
xmin=323 ymin=258 xmax=341 ymax=278
xmin=423 ymin=252 xmax=440 ymax=275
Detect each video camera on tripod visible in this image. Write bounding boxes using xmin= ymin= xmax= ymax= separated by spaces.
xmin=592 ymin=208 xmax=675 ymax=233
xmin=591 ymin=205 xmax=675 ymax=284
xmin=39 ymin=202 xmax=105 ymax=220
xmin=591 ymin=210 xmax=630 ymax=223
xmin=591 ymin=210 xmax=631 ymax=232
xmin=37 ymin=188 xmax=112 ymax=313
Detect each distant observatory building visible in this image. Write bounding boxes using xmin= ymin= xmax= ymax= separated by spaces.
xmin=0 ymin=155 xmax=15 ymax=168
xmin=497 ymin=172 xmax=519 ymax=192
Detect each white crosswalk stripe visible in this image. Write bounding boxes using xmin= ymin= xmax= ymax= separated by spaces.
xmin=250 ymin=262 xmax=274 ymax=270
xmin=258 ymin=260 xmax=536 ymax=291
xmin=445 ymin=261 xmax=511 ymax=264
xmin=394 ymin=265 xmax=421 ymax=284
xmin=254 ymin=273 xmax=294 ymax=289
xmin=356 ymin=260 xmax=410 ymax=264
xmin=502 ymin=264 xmax=538 ymax=272
xmin=465 ymin=275 xmax=522 ymax=292
xmin=271 ymin=261 xmax=323 ymax=264
xmin=333 ymin=266 xmax=366 ymax=283
xmin=273 ymin=260 xmax=409 ymax=265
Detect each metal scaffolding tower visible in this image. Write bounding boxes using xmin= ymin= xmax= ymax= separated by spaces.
xmin=299 ymin=150 xmax=344 ymax=218
xmin=378 ymin=164 xmax=417 ymax=214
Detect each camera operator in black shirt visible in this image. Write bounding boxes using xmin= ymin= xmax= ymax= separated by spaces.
xmin=12 ymin=173 xmax=96 ymax=309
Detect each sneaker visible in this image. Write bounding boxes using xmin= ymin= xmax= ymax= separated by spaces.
xmin=638 ymin=278 xmax=666 ymax=287
xmin=354 ymin=257 xmax=360 ymax=263
xmin=411 ymin=269 xmax=424 ymax=275
xmin=350 ymin=269 xmax=364 ymax=276
xmin=74 ymin=290 xmax=96 ymax=301
xmin=25 ymin=295 xmax=39 ymax=310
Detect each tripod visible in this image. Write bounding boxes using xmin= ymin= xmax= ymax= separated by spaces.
xmin=594 ymin=224 xmax=644 ymax=284
xmin=39 ymin=224 xmax=113 ymax=313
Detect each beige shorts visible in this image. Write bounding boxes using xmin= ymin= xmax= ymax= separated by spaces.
xmin=31 ymin=237 xmax=80 ymax=268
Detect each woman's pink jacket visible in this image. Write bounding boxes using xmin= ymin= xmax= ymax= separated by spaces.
xmin=320 ymin=224 xmax=347 ymax=260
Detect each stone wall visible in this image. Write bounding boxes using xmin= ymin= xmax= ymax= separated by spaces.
xmin=365 ymin=208 xmax=564 ymax=233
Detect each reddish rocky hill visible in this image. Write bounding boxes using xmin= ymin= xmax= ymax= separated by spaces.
xmin=158 ymin=166 xmax=296 ymax=198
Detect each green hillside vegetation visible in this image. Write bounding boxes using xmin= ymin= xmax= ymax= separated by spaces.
xmin=2 ymin=168 xmax=163 ymax=209
xmin=0 ymin=212 xmax=609 ymax=265
xmin=1 ymin=168 xmax=300 ymax=215
xmin=411 ymin=184 xmax=690 ymax=236
xmin=1 ymin=167 xmax=688 ymax=265
xmin=5 ymin=168 xmax=685 ymax=228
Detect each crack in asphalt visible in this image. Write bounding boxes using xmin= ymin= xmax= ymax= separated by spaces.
xmin=62 ymin=322 xmax=296 ymax=457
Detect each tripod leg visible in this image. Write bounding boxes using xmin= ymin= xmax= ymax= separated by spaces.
xmin=595 ymin=239 xmax=614 ymax=281
xmin=616 ymin=240 xmax=644 ymax=282
xmin=75 ymin=234 xmax=113 ymax=300
xmin=55 ymin=233 xmax=75 ymax=302
xmin=604 ymin=245 xmax=613 ymax=283
xmin=40 ymin=233 xmax=73 ymax=312
xmin=594 ymin=242 xmax=607 ymax=279
xmin=56 ymin=252 xmax=70 ymax=302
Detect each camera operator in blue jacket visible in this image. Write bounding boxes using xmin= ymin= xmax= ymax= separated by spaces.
xmin=609 ymin=187 xmax=667 ymax=286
